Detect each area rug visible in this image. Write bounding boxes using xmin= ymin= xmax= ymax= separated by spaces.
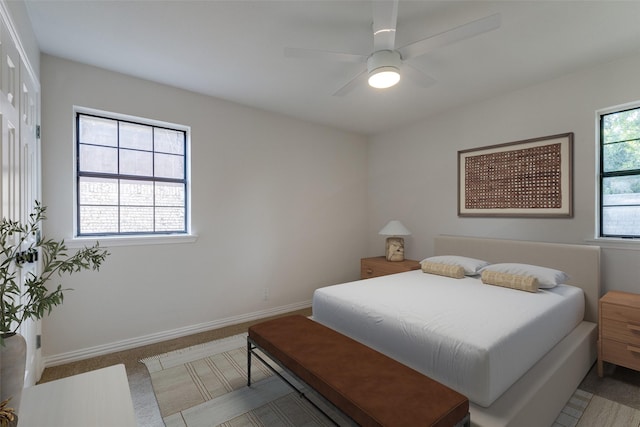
xmin=141 ymin=334 xmax=636 ymax=427
xmin=140 ymin=334 xmax=354 ymax=426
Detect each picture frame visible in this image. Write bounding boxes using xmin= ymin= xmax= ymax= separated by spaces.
xmin=458 ymin=133 xmax=573 ymax=217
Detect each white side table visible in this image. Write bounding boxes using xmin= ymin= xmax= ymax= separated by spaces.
xmin=19 ymin=364 xmax=137 ymax=427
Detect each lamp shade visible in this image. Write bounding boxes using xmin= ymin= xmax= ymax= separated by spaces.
xmin=378 ymin=220 xmax=411 ymax=236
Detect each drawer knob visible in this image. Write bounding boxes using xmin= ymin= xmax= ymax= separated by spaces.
xmin=366 ymin=269 xmax=373 ymax=274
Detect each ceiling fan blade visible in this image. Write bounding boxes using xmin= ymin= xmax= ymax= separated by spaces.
xmin=398 ymin=13 xmax=501 ymax=60
xmin=402 ymin=64 xmax=436 ymax=88
xmin=284 ymin=47 xmax=367 ymax=63
xmin=372 ymin=0 xmax=398 ymax=51
xmin=333 ymin=69 xmax=368 ymax=97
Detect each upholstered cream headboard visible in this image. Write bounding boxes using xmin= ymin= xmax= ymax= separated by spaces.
xmin=434 ymin=235 xmax=601 ymax=323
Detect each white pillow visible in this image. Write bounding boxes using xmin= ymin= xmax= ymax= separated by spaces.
xmin=478 ymin=263 xmax=569 ymax=288
xmin=420 ymin=255 xmax=490 ymax=276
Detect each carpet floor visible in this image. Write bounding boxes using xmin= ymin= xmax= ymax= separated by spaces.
xmin=141 ymin=333 xmax=640 ymax=427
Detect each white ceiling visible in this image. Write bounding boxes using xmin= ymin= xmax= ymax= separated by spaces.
xmin=24 ymin=1 xmax=640 ymax=136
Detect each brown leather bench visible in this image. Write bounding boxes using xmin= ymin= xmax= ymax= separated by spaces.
xmin=247 ymin=315 xmax=470 ymax=427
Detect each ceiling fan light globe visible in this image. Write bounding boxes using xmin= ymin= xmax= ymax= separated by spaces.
xmin=368 ymin=67 xmax=400 ymax=89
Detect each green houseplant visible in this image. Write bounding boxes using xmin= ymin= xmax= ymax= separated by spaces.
xmin=0 ymin=201 xmax=109 ymax=337
xmin=0 ymin=201 xmax=109 ymax=415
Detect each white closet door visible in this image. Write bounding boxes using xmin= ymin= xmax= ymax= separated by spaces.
xmin=20 ymin=61 xmax=42 ymax=386
xmin=1 ymin=13 xmax=43 ymax=385
xmin=1 ymin=20 xmax=21 ymax=220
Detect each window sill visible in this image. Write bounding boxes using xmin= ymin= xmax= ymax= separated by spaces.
xmin=67 ymin=234 xmax=198 ymax=248
xmin=585 ymin=237 xmax=640 ymax=251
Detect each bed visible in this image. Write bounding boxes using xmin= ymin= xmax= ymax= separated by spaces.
xmin=312 ymin=235 xmax=600 ymax=427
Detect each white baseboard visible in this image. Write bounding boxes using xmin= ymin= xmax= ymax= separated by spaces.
xmin=43 ymin=300 xmax=312 ymax=367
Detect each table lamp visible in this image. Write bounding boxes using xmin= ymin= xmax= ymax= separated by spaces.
xmin=378 ymin=220 xmax=411 ymax=262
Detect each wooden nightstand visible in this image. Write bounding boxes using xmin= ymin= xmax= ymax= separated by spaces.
xmin=360 ymin=256 xmax=420 ymax=279
xmin=598 ymin=290 xmax=640 ymax=377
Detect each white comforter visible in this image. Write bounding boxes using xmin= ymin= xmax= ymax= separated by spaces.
xmin=312 ymin=270 xmax=584 ymax=407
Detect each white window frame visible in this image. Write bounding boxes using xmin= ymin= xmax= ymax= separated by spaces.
xmin=593 ymin=100 xmax=640 ymax=249
xmin=71 ymin=106 xmax=195 ymax=247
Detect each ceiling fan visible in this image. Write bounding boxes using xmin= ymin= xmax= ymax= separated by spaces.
xmin=285 ymin=1 xmax=501 ymax=96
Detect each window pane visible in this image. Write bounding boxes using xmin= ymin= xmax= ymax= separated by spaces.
xmin=80 ymin=206 xmax=119 ymax=234
xmin=602 ymin=109 xmax=640 ymax=144
xmin=155 ymin=182 xmax=185 ymax=206
xmin=602 ymin=205 xmax=640 ymax=236
xmin=79 ymin=116 xmax=117 ymax=147
xmin=155 ymin=207 xmax=185 ymax=231
xmin=603 ymin=138 xmax=640 ymax=172
xmin=79 ymin=145 xmax=118 ymax=174
xmin=155 ymin=153 xmax=184 ymax=179
xmin=120 ymin=206 xmax=154 ymax=232
xmin=155 ymin=128 xmax=184 ymax=154
xmin=120 ymin=148 xmax=153 ymax=176
xmin=602 ymin=175 xmax=640 ymax=199
xmin=602 ymin=176 xmax=640 ymax=236
xmin=76 ymin=111 xmax=188 ymax=236
xmin=79 ymin=177 xmax=118 ymax=205
xmin=121 ymin=180 xmax=154 ymax=206
xmin=120 ymin=122 xmax=152 ymax=150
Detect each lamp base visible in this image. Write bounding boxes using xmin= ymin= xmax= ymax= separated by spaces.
xmin=385 ymin=237 xmax=405 ymax=262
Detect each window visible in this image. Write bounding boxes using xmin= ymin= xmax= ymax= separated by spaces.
xmin=600 ymin=105 xmax=640 ymax=238
xmin=76 ymin=111 xmax=189 ymax=237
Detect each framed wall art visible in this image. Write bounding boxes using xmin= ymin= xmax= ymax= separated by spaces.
xmin=458 ymin=133 xmax=573 ymax=217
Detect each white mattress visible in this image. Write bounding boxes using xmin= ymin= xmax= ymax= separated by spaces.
xmin=312 ymin=270 xmax=584 ymax=407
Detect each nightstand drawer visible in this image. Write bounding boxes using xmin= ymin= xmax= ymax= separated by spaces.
xmin=600 ymin=338 xmax=640 ymax=371
xmin=601 ymin=303 xmax=640 ymax=324
xmin=601 ymin=319 xmax=640 ymax=346
xmin=360 ymin=257 xmax=420 ymax=279
xmin=360 ymin=263 xmax=405 ymax=279
xmin=361 ymin=264 xmax=381 ymax=279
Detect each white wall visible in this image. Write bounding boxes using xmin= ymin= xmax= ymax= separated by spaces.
xmin=40 ymin=55 xmax=368 ymax=361
xmin=367 ymin=53 xmax=640 ymax=295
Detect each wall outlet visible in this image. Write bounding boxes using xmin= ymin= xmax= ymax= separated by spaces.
xmin=262 ymin=288 xmax=269 ymax=301
xmin=36 ymin=334 xmax=41 ymax=349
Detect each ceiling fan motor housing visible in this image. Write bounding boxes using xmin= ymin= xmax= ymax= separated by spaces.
xmin=367 ymin=50 xmax=402 ymax=74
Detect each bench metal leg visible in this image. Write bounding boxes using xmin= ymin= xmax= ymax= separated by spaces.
xmin=247 ymin=337 xmax=252 ymax=387
xmin=247 ymin=337 xmax=340 ymax=426
xmin=248 ymin=338 xmax=306 ymax=395
xmin=456 ymin=412 xmax=471 ymax=427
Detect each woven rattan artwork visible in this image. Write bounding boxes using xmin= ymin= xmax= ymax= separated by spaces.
xmin=464 ymin=143 xmax=562 ymax=209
